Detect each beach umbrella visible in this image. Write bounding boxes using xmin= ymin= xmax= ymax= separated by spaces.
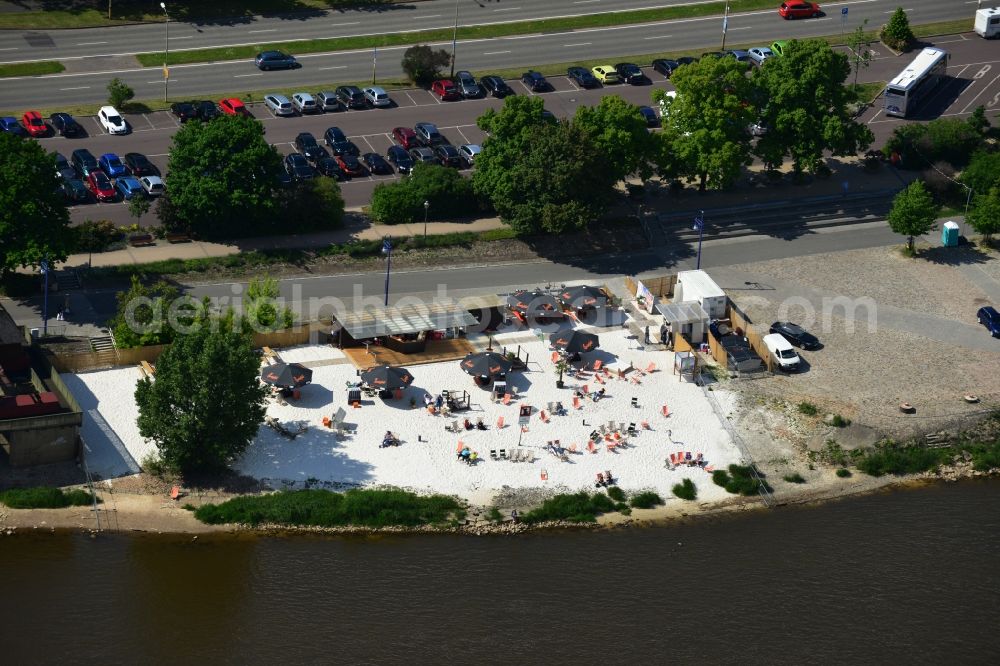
xmin=460 ymin=351 xmax=513 ymax=379
xmin=505 ymin=290 xmax=563 ymax=317
xmin=559 ymin=285 xmax=607 ymax=309
xmin=360 ymin=365 xmax=415 ymax=391
xmin=549 ymin=330 xmax=600 ymax=355
xmin=260 ymin=362 xmax=313 ymax=388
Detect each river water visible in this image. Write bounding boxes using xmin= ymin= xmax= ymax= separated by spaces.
xmin=2 ymin=480 xmax=998 ymax=664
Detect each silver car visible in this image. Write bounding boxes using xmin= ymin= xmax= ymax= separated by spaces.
xmin=363 ymin=86 xmax=392 ymax=108
xmin=748 ymin=46 xmax=773 ymax=66
xmin=316 ymin=92 xmax=340 ymax=112
xmin=458 ymin=143 xmax=481 ymax=167
xmin=292 ymin=92 xmax=319 ymax=114
xmin=264 ymin=94 xmax=294 ymax=116
xmin=455 ymin=70 xmax=482 ymax=98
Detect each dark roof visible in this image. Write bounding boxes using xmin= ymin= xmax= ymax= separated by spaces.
xmin=0 ymin=303 xmax=22 ymax=346
xmin=335 ymin=302 xmax=479 ymax=339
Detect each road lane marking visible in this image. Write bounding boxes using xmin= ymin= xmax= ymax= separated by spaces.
xmin=233 ymin=73 xmax=263 ymax=77
xmin=76 ymin=41 xmax=108 ymax=46
xmin=330 ymin=22 xmax=360 ymax=27
xmin=414 ymin=15 xmax=442 ymax=19
xmin=494 ymin=6 xmax=521 ymax=10
xmin=0 ymin=47 xmax=18 ymax=51
xmin=169 ymin=36 xmax=194 ymax=40
xmin=643 ymin=35 xmax=673 ymax=39
xmin=483 ymin=50 xmax=511 ymax=55
xmin=248 ymin=29 xmax=277 ymax=34
xmin=960 ymin=72 xmax=1000 ymax=114
xmin=319 ymin=65 xmax=347 ymax=70
xmin=574 ymin=0 xmax=601 ymax=4
xmin=145 ymin=80 xmax=175 ymax=84
xmin=564 ymin=42 xmax=592 ymax=47
xmin=59 ymin=86 xmax=90 ymax=90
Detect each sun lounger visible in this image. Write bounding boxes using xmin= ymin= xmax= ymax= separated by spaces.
xmin=606 ymin=442 xmax=617 ymax=453
xmin=491 ymin=450 xmax=498 ymax=460
xmin=595 ymin=374 xmax=605 ymax=385
xmin=568 ymin=443 xmax=578 ymax=453
xmin=641 ymin=420 xmax=650 ymax=430
xmin=587 ymin=441 xmax=597 ymax=454
xmin=592 ymin=360 xmax=603 ymax=371
xmin=502 ymin=393 xmax=512 ymax=405
xmin=704 ymin=465 xmax=715 ymax=472
xmin=170 ymin=486 xmax=180 ymax=501
xmin=551 ymin=351 xmax=561 ymax=363
xmin=540 ymin=410 xmax=549 ymax=423
xmin=496 ymin=416 xmax=505 ymax=429
xmin=627 ymin=423 xmax=637 ymax=436
xmin=661 ymin=405 xmax=670 ymax=417
xmin=582 ymin=384 xmax=589 ymax=395
xmin=669 ymin=453 xmax=677 ymax=466
xmin=499 ymin=449 xmax=507 ymax=460
xmin=573 ymin=396 xmax=582 ymax=410
xmin=646 ymin=362 xmax=656 ymax=373
xmin=607 ymin=420 xmax=616 ymax=431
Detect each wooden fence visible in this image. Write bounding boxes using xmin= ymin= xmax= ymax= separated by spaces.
xmin=624 ymin=274 xmax=676 ymax=299
xmin=727 ymin=302 xmax=774 ymax=373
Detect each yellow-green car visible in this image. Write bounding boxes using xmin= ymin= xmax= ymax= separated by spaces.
xmin=591 ymin=65 xmax=620 ymax=83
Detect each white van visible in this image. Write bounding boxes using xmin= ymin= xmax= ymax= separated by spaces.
xmin=763 ymin=333 xmax=801 ymax=372
xmin=975 ymin=7 xmax=1000 ymax=38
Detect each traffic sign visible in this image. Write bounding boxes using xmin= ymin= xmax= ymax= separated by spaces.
xmin=842 ymin=7 xmax=848 ymax=14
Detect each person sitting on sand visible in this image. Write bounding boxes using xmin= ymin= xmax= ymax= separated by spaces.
xmin=476 ymin=418 xmax=487 ymax=430
xmin=435 ymin=394 xmax=444 ymax=409
xmin=464 ymin=418 xmax=474 ymax=431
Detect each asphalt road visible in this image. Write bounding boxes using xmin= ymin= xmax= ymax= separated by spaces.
xmin=0 ymin=0 xmax=964 ymax=108
xmin=47 ymin=33 xmax=998 ymax=228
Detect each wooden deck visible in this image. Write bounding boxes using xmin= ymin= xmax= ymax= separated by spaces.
xmin=343 ymin=337 xmax=476 ymax=369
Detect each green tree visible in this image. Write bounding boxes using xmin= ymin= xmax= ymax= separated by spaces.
xmin=967 ymin=105 xmax=990 ymax=135
xmin=370 ymin=162 xmax=479 ymax=224
xmin=245 ymin=275 xmax=293 ymax=331
xmin=135 ymin=324 xmax=267 ymax=475
xmin=574 ymin=95 xmax=656 ymax=183
xmin=652 ymin=56 xmax=756 ymax=190
xmin=0 ymin=133 xmax=72 ymax=275
xmin=401 ymin=44 xmax=452 ymax=86
xmin=887 ymin=180 xmax=939 ymax=252
xmin=966 ymin=187 xmax=1000 ymax=242
xmin=108 ymin=275 xmax=182 ymax=348
xmin=881 ymin=7 xmax=915 ymax=51
xmin=127 ymin=194 xmax=151 ymax=227
xmin=884 ymin=118 xmax=981 ymax=170
xmin=73 ymin=219 xmax=119 ymax=266
xmin=107 ymin=77 xmax=135 ymax=108
xmin=847 ymin=20 xmax=873 ymax=90
xmin=753 ymin=39 xmax=874 ymax=176
xmin=474 ymin=97 xmax=615 ymax=234
xmin=278 ymin=177 xmax=345 ymax=230
xmin=960 ymin=150 xmax=1000 ymax=195
xmin=162 ymin=115 xmax=282 ymax=238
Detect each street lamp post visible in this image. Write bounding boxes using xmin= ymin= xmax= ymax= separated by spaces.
xmin=160 ymin=2 xmax=169 ymax=102
xmin=694 ymin=210 xmax=705 ymax=270
xmin=720 ymin=4 xmax=730 ymax=51
xmin=423 ymin=200 xmax=430 ymax=239
xmin=382 ymin=237 xmax=393 ymax=306
xmin=40 ymin=258 xmax=49 ymax=336
xmin=450 ymin=0 xmax=460 ymax=77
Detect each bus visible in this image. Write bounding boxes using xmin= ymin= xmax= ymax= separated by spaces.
xmin=884 ymin=47 xmax=950 ymax=118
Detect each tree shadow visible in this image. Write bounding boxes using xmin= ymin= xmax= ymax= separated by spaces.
xmin=919 ymin=241 xmax=994 ymax=266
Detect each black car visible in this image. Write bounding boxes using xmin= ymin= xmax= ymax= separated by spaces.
xmin=335 ymin=85 xmax=367 ymax=110
xmin=385 ymin=145 xmax=414 ymax=174
xmin=275 ymin=169 xmax=294 ymax=188
xmin=284 ymin=153 xmax=314 ymax=181
xmin=362 ymin=152 xmax=392 ymax=175
xmin=323 ymin=126 xmax=348 ymax=146
xmin=651 ymin=59 xmax=680 ymax=78
xmin=520 ymin=70 xmax=550 ymax=92
xmin=434 ymin=144 xmax=462 ymax=168
xmin=481 ymin=75 xmax=513 ymax=98
xmin=255 ymin=50 xmax=299 ymax=71
xmin=769 ymin=321 xmax=821 ymax=350
xmin=123 ymin=152 xmax=157 ymax=177
xmin=330 ymin=140 xmax=360 ymax=157
xmin=50 ymin=112 xmax=83 ymax=137
xmin=62 ymin=178 xmax=89 ymax=204
xmin=170 ymin=102 xmax=198 ymax=122
xmin=567 ymin=66 xmax=598 ymax=88
xmin=638 ymin=106 xmax=659 ymax=127
xmin=194 ymin=100 xmax=220 ymax=121
xmin=614 ymin=62 xmax=648 ymax=85
xmin=676 ymin=56 xmax=698 ymax=66
xmin=294 ymin=132 xmax=326 ymax=161
xmin=70 ymin=148 xmax=99 ymax=177
xmin=54 ymin=152 xmax=76 ymax=182
xmin=315 ymin=156 xmax=346 ymax=180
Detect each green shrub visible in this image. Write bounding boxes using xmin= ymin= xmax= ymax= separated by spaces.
xmin=836 ymin=468 xmax=852 ymax=478
xmin=606 ymin=486 xmax=626 ymax=502
xmin=783 ymin=473 xmax=806 ymax=484
xmin=486 ymin=506 xmax=503 ymax=522
xmin=970 ymin=441 xmax=1000 ymax=472
xmin=370 ymin=163 xmax=482 ymax=224
xmin=856 ymin=445 xmax=946 ymax=477
xmin=798 ymin=402 xmax=818 ymax=416
xmin=713 ymin=464 xmax=771 ymax=496
xmin=960 ymin=151 xmax=1000 ymax=195
xmin=831 ymin=414 xmax=851 ymax=428
xmin=0 ymin=487 xmax=96 ymax=509
xmin=620 ymin=507 xmax=632 ymax=516
xmin=194 ymin=488 xmax=465 ymax=527
xmin=522 ymin=492 xmax=617 ymax=523
xmin=884 ymin=118 xmax=982 ymax=170
xmin=671 ymin=479 xmax=697 ymax=501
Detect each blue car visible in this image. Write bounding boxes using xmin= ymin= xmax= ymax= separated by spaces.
xmin=115 ymin=176 xmax=145 ymax=200
xmin=99 ymin=153 xmax=127 ymax=179
xmin=978 ymin=306 xmax=1000 ymax=338
xmin=0 ymin=116 xmax=27 ymax=137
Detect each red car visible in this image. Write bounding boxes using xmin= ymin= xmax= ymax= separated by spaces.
xmin=391 ymin=126 xmax=419 ymax=149
xmin=431 ymin=79 xmax=461 ymax=101
xmin=219 ymin=97 xmax=251 ymax=116
xmin=86 ymin=171 xmax=116 ymax=202
xmin=21 ymin=110 xmax=47 ymax=137
xmin=778 ymin=1 xmax=820 ymax=19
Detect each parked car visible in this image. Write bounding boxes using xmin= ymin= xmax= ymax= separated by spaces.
xmin=331 ymin=140 xmax=360 ymax=157
xmin=21 ymin=110 xmax=47 ymax=137
xmin=86 ymin=170 xmax=116 ymax=201
xmin=362 ymin=152 xmax=392 ymax=175
xmin=335 ymin=153 xmax=366 ymax=177
xmin=335 ymin=85 xmax=367 ymax=110
xmin=316 ymin=91 xmax=341 ymax=112
xmin=434 ymin=144 xmax=462 ymax=168
xmin=591 ymin=65 xmax=620 ymax=84
xmin=770 ymin=40 xmax=790 ymax=57
xmin=431 ymin=79 xmax=462 ymax=101
xmin=314 ymin=156 xmax=346 ymax=180
xmin=291 ymin=92 xmax=319 ymax=114
xmin=264 ymin=94 xmax=294 ymax=116
xmin=194 ymin=100 xmax=220 ymax=121
xmin=62 ymin=178 xmax=89 ymax=204
xmin=124 ymin=152 xmax=157 ymax=177
xmin=778 ymin=1 xmax=821 ymax=19
xmin=408 ymin=147 xmax=437 ymax=165
xmin=458 ymin=143 xmax=481 ymax=167
xmin=0 ymin=116 xmax=27 ymax=137
xmin=324 ymin=126 xmax=348 ymax=146
xmin=749 ymin=119 xmax=770 ymax=137
xmin=978 ymin=306 xmax=1000 ymax=337
xmin=701 ymin=51 xmax=725 ymax=59
xmin=255 ymin=50 xmax=298 ymax=70
xmin=455 ymin=71 xmax=482 ymax=98
xmin=638 ymin=106 xmax=659 ymax=127
xmin=71 ymin=148 xmax=99 ymax=177
xmin=725 ymin=49 xmax=751 ymax=64
xmin=614 ymin=63 xmax=648 ymax=85
xmin=363 ymin=86 xmax=392 ymax=108
xmin=481 ymin=75 xmax=513 ymax=97
xmin=284 ymin=153 xmax=314 ymax=181
xmin=520 ymin=70 xmax=550 ymax=92
xmin=748 ymin=46 xmax=774 ymax=65
xmin=219 ymin=97 xmax=251 ymax=117
xmin=391 ymin=126 xmax=419 ymax=149
xmin=50 ymin=112 xmax=83 ymax=137
xmin=651 ymin=59 xmax=680 ymax=78
xmin=386 ymin=145 xmax=414 ymax=174
xmin=98 ymin=153 xmax=127 ymax=179
xmin=54 ymin=152 xmax=76 ymax=182
xmin=294 ymin=132 xmax=325 ymax=161
xmin=676 ymin=56 xmax=698 ymax=66
xmin=115 ymin=176 xmax=145 ymax=201
xmin=98 ymin=106 xmax=128 ymax=134
xmin=769 ymin=321 xmax=820 ymax=350
xmin=139 ymin=175 xmax=165 ymax=196
xmin=170 ymin=102 xmax=198 ymax=122
xmin=763 ymin=333 xmax=801 ymax=372
xmin=414 ymin=121 xmax=444 ymax=146
xmin=567 ymin=66 xmax=599 ymax=88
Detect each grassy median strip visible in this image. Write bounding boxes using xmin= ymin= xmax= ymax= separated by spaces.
xmin=0 ymin=61 xmax=64 ymax=78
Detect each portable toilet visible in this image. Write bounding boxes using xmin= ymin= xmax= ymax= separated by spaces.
xmin=942 ymin=221 xmax=960 ymax=247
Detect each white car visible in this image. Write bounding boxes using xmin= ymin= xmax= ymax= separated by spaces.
xmin=458 ymin=143 xmax=481 ymax=167
xmin=763 ymin=333 xmax=801 ymax=372
xmin=139 ymin=175 xmax=165 ymax=197
xmin=748 ymin=46 xmax=773 ymax=66
xmin=363 ymin=86 xmax=392 ymax=108
xmin=98 ymin=106 xmax=127 ymax=135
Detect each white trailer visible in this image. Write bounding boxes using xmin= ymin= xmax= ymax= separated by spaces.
xmin=674 ymin=270 xmax=727 ymax=319
xmin=975 ymin=7 xmax=1000 ymax=38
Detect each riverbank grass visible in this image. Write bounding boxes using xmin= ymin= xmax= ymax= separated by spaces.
xmin=671 ymin=479 xmax=697 ymax=501
xmin=194 ymin=488 xmax=466 ymax=528
xmin=522 ymin=492 xmax=617 ymax=524
xmin=713 ymin=464 xmax=771 ymax=496
xmin=0 ymin=487 xmax=96 ymax=509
